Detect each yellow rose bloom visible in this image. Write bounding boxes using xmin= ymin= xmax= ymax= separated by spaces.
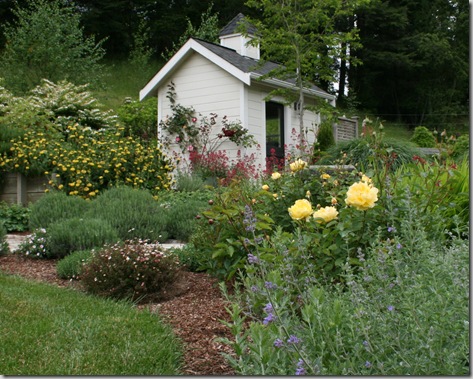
xmin=345 ymin=181 xmax=379 ymax=210
xmin=290 ymin=158 xmax=308 ymax=172
xmin=271 ymin=172 xmax=281 ymax=180
xmin=288 ymin=199 xmax=313 ymax=221
xmin=262 ymin=184 xmax=270 ymax=191
xmin=313 ymin=206 xmax=338 ymax=224
xmin=273 ymin=193 xmax=278 ymax=199
xmin=320 ymin=173 xmax=331 ymax=180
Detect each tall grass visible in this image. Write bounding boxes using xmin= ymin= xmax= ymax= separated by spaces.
xmin=97 ymin=59 xmax=163 ymax=110
xmin=0 ymin=273 xmax=183 ymax=375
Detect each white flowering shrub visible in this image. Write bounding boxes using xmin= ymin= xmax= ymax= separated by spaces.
xmin=17 ymin=228 xmax=49 ymax=258
xmin=81 ymin=240 xmax=181 ymax=302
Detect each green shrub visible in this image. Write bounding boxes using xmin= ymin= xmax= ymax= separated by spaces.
xmin=81 ymin=240 xmax=181 ymax=302
xmin=117 ymin=97 xmax=157 ymax=140
xmin=159 ymin=190 xmax=212 ymax=241
xmin=87 ymin=186 xmax=168 ymax=242
xmin=168 ymin=243 xmax=202 ymax=272
xmin=0 ymin=202 xmax=30 ymax=232
xmin=410 ymin=126 xmax=437 ymax=147
xmin=56 ymin=249 xmax=93 ymax=279
xmin=174 ymin=171 xmax=207 ymax=192
xmin=17 ymin=228 xmax=49 ymax=258
xmin=47 ymin=218 xmax=119 ymax=258
xmin=314 ymin=119 xmax=335 ymax=155
xmin=29 ymin=191 xmax=89 ymax=229
xmin=0 ymin=222 xmax=9 ymax=255
xmin=452 ymin=134 xmax=469 ymax=160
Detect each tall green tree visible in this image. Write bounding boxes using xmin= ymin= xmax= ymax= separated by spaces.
xmin=160 ymin=3 xmax=221 ymax=61
xmin=0 ymin=0 xmax=106 ymax=94
xmin=243 ymin=0 xmax=370 ymax=144
xmin=350 ymin=0 xmax=469 ymax=129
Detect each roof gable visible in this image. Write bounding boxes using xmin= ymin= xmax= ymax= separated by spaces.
xmin=139 ymin=38 xmax=251 ymax=100
xmin=140 ymin=38 xmax=336 ymax=103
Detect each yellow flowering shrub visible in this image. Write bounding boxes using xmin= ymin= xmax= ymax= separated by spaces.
xmin=288 ymin=199 xmax=313 ymax=221
xmin=1 ymin=125 xmax=174 ymax=199
xmin=345 ymin=178 xmax=379 ymax=210
xmin=313 ymin=206 xmax=338 ymax=223
xmin=271 ymin=172 xmax=281 ymax=180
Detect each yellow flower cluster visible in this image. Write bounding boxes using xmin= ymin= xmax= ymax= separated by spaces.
xmin=290 ymin=158 xmax=308 ymax=173
xmin=288 ymin=199 xmax=313 ymax=220
xmin=345 ymin=175 xmax=379 ymax=210
xmin=313 ymin=206 xmax=339 ymax=224
xmin=288 ymin=198 xmax=339 ymax=223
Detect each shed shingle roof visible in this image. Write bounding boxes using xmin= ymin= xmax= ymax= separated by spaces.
xmin=194 ymin=38 xmax=327 ymax=95
xmin=219 ymin=13 xmax=258 ymax=36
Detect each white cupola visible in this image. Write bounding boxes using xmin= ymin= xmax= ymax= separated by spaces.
xmin=219 ymin=13 xmax=260 ymax=60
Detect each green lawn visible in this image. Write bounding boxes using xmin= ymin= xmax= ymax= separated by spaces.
xmin=0 ymin=273 xmax=183 ymax=375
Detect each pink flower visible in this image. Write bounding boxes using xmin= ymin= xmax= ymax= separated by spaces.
xmin=187 ymin=145 xmax=194 ymax=152
xmin=175 ymin=136 xmax=180 ymax=142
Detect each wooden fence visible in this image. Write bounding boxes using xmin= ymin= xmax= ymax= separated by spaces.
xmin=0 ymin=173 xmax=50 ymax=205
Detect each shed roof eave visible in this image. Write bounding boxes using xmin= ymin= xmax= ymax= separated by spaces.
xmin=250 ymin=73 xmax=337 ymax=103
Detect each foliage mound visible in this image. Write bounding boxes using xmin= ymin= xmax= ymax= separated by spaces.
xmin=29 ymin=191 xmax=89 ymax=230
xmin=47 ymin=218 xmax=119 ymax=259
xmin=86 ymin=186 xmax=168 ymax=242
xmin=410 ymin=126 xmax=436 ymax=147
xmin=81 ymin=240 xmax=181 ymax=302
xmin=56 ymin=249 xmax=93 ymax=279
xmin=0 ymin=201 xmax=30 ymax=232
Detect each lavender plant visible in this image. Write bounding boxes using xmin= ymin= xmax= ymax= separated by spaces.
xmin=219 ymin=202 xmax=469 ymax=375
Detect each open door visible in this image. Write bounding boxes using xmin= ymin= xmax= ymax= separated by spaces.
xmin=265 ymin=101 xmax=285 ymax=161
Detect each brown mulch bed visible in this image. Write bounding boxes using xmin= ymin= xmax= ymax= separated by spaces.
xmin=0 ymin=253 xmax=237 ymax=375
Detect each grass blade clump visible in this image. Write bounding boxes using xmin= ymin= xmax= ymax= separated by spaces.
xmin=86 ymin=186 xmax=168 ymax=242
xmin=0 ymin=274 xmax=183 ymax=375
xmin=317 ymin=137 xmax=422 ymax=172
xmin=47 ymin=217 xmax=119 ymax=258
xmin=29 ymin=191 xmax=89 ymax=229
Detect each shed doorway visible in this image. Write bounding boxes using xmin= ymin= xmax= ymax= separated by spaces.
xmin=265 ymin=101 xmax=285 ymax=162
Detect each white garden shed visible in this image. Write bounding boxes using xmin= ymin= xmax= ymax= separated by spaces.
xmin=140 ymin=13 xmax=337 ymax=172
